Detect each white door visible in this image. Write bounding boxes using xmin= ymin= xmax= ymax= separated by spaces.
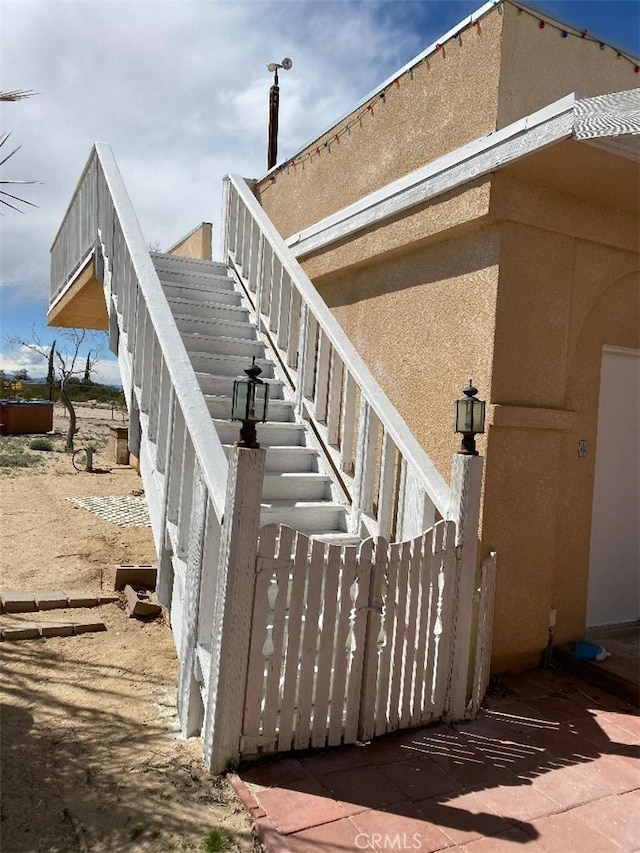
xmin=587 ymin=346 xmax=640 ymax=628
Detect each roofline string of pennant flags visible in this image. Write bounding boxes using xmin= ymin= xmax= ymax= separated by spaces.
xmin=267 ymin=0 xmax=639 ymax=182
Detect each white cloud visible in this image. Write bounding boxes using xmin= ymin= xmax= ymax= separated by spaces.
xmin=1 ymin=0 xmax=432 ymax=307
xmin=0 ymin=345 xmax=49 ymax=378
xmin=91 ymin=358 xmax=123 ymax=387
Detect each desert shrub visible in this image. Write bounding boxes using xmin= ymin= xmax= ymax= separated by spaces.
xmin=28 ymin=438 xmax=54 ymax=451
xmin=0 ymin=437 xmax=40 ymax=470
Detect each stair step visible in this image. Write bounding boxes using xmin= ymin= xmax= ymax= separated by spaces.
xmin=190 ymin=352 xmax=275 ymax=379
xmin=163 ymin=285 xmax=241 ymax=307
xmin=196 ymin=373 xmax=285 ymax=399
xmin=204 ymin=395 xmax=293 ymax=422
xmin=167 ymin=298 xmax=248 ymax=321
xmin=151 ymin=252 xmax=228 ymax=277
xmin=175 ymin=315 xmax=257 ymax=341
xmin=155 ymin=253 xmax=363 ymax=545
xmin=182 ymin=332 xmax=265 ymax=360
xmin=214 ymin=419 xmax=304 ymax=446
xmin=173 ymin=306 xmax=251 ymax=328
xmin=262 ymin=473 xmax=332 ymax=501
xmin=222 ymin=445 xmax=319 ymax=473
xmin=264 ymin=529 xmax=362 ymax=553
xmin=158 ymin=270 xmax=235 ymax=290
xmin=260 ymin=501 xmax=347 ymax=532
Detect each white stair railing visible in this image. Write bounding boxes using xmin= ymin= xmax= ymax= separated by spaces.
xmin=51 ymin=143 xmax=230 ymax=736
xmin=223 ymin=174 xmax=450 ymax=540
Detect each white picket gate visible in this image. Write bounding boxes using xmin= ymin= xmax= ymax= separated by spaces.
xmin=240 ymin=520 xmax=459 ymax=758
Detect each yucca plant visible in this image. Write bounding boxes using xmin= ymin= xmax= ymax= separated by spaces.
xmin=1 ymin=89 xmax=40 ymax=212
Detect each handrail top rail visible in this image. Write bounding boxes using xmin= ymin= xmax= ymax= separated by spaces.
xmin=53 ymin=142 xmax=228 ymax=517
xmin=97 ymin=142 xmax=229 ymax=517
xmin=227 ymin=173 xmax=450 ymax=516
xmin=50 ymin=142 xmax=106 ymax=251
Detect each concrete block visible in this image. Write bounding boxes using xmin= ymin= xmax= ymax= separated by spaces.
xmin=3 ymin=622 xmax=40 ymax=640
xmin=34 ymin=590 xmax=68 ymax=610
xmin=97 ymin=592 xmax=120 ymax=604
xmin=124 ymin=585 xmax=162 ymax=618
xmin=38 ymin=621 xmax=75 ymax=638
xmin=65 ymin=591 xmax=100 ymax=608
xmin=112 ymin=565 xmax=157 ymax=591
xmin=73 ymin=618 xmax=107 ymax=635
xmin=1 ymin=591 xmax=37 ymax=613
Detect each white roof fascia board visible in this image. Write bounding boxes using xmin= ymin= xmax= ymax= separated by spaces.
xmin=287 ymin=94 xmax=577 ymax=257
xmin=262 ymin=0 xmax=498 ymax=178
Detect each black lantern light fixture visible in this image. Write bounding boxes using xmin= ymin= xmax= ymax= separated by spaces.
xmin=232 ymin=358 xmax=270 ymax=448
xmin=454 ymin=381 xmax=486 ymax=455
xmin=267 ymin=57 xmax=292 ymax=170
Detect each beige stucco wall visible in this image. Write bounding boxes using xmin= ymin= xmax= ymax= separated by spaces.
xmin=167 ymin=222 xmax=212 ymax=260
xmin=256 ymin=2 xmax=637 ymax=242
xmin=484 ymin=185 xmax=639 ymax=671
xmin=255 ymin=4 xmax=504 ymax=237
xmin=314 ymin=222 xmax=501 ymax=483
xmin=295 ymin=159 xmax=639 ymax=673
xmin=496 ymin=2 xmax=640 ymax=128
xmin=302 ymin=179 xmax=493 ymax=283
xmin=249 ymin=0 xmax=640 ymax=674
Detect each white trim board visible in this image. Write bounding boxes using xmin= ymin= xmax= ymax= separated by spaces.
xmin=286 ymin=90 xmax=640 ymax=259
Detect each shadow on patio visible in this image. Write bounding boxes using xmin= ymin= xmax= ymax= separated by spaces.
xmin=236 ymin=668 xmax=640 ymax=851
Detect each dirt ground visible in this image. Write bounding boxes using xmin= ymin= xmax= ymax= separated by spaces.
xmin=0 ymin=405 xmax=261 ymax=853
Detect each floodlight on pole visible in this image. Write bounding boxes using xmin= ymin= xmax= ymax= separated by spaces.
xmin=267 ymin=58 xmax=292 ymax=170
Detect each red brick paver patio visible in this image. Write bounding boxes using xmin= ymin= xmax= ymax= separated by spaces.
xmin=230 ymin=669 xmax=640 ymax=852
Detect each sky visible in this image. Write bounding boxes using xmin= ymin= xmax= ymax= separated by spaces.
xmin=1 ymin=0 xmax=638 ymax=386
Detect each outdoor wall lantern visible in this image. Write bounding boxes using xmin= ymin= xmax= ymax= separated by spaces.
xmin=454 ymin=381 xmax=486 ymax=455
xmin=232 ymin=358 xmax=270 ymax=449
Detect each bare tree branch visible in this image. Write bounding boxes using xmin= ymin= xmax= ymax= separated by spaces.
xmin=5 ymin=328 xmax=107 ymax=450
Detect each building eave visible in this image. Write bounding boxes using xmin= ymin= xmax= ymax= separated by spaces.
xmin=286 ymin=89 xmax=640 ymax=259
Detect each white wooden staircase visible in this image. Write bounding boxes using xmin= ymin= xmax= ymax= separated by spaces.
xmin=47 ymin=145 xmax=499 ymax=768
xmin=152 ymin=250 xmax=357 ymax=543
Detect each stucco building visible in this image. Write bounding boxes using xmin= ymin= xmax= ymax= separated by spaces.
xmin=48 ymin=0 xmax=639 ymax=681
xmin=251 ymin=0 xmax=640 ymax=671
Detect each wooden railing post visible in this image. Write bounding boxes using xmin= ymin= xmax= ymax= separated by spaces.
xmin=470 ymin=551 xmax=497 ymax=715
xmin=178 ymin=467 xmax=208 ymax=737
xmin=203 ymin=445 xmax=266 ymax=773
xmin=446 ymin=453 xmax=483 ymax=720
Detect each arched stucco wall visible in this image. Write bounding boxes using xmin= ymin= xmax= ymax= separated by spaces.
xmin=484 ymin=238 xmax=639 ymax=671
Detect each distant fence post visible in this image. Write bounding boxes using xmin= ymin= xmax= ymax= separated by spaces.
xmin=446 ymin=453 xmax=483 ymax=720
xmin=202 ymin=445 xmax=266 ymax=773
